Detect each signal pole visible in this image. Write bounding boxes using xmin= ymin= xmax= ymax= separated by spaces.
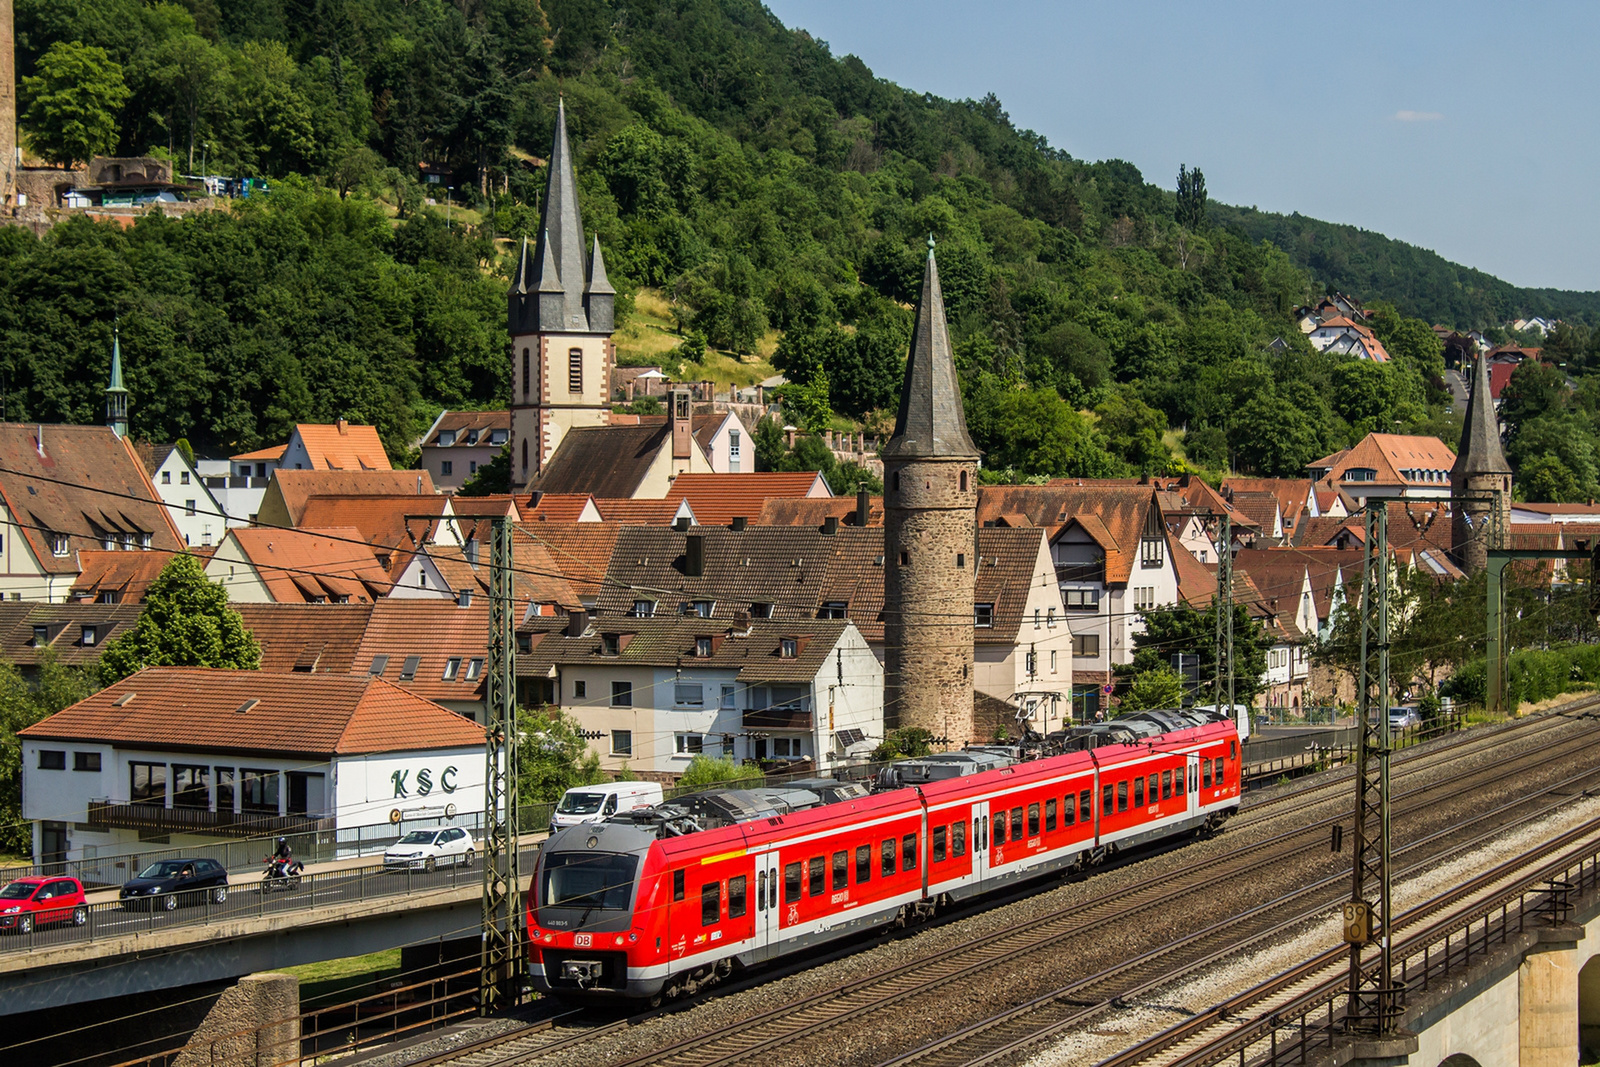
xmin=480 ymin=517 xmax=520 ymax=1014
xmin=1212 ymin=512 xmax=1234 ymax=716
xmin=1345 ymin=502 xmax=1396 ymax=1032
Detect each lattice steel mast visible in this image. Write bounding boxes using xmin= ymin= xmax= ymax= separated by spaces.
xmin=480 ymin=516 xmax=520 ymax=1014
xmin=1212 ymin=512 xmax=1233 ymax=715
xmin=1345 ymin=503 xmax=1395 ymax=1032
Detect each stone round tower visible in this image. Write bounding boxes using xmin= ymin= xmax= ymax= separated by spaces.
xmin=1450 ymin=350 xmax=1511 ymax=574
xmin=883 ymin=240 xmax=981 ymax=744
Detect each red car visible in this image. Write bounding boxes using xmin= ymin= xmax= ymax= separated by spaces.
xmin=0 ymin=876 xmax=88 ymax=934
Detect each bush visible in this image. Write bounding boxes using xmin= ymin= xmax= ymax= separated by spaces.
xmin=676 ymin=755 xmax=763 ymax=791
xmin=1443 ymin=644 xmax=1600 ymax=713
xmin=871 ymin=727 xmax=934 ymax=762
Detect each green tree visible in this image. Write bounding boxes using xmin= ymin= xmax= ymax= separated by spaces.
xmin=676 ymin=754 xmax=763 ymax=790
xmin=1125 ymin=602 xmax=1273 ymax=705
xmin=871 ymin=726 xmax=935 ymax=761
xmin=1118 ymin=667 xmax=1184 ymax=713
xmin=0 ymin=652 xmax=97 ymax=854
xmin=1175 ymin=164 xmax=1207 ymax=230
xmin=20 ymin=41 xmax=131 ymax=167
xmin=753 ymin=416 xmax=787 ymax=472
xmin=1095 ymin=389 xmax=1172 ymax=476
xmin=517 ymin=707 xmax=603 ymax=803
xmin=99 ymin=554 xmax=260 ymax=681
xmin=457 ymin=443 xmax=511 ymax=496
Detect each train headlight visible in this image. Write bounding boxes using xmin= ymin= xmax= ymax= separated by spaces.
xmin=628 ymin=933 xmax=637 ymax=942
xmin=614 ymin=935 xmax=625 ymax=946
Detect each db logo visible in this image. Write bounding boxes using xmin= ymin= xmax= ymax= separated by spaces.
xmin=786 ymin=905 xmax=800 ymax=924
xmin=574 ymin=933 xmax=592 ymax=947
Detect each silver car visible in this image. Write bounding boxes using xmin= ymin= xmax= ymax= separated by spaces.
xmin=383 ymin=827 xmax=475 ymax=872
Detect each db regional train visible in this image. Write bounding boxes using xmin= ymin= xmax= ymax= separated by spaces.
xmin=525 ymin=709 xmax=1244 ymax=1001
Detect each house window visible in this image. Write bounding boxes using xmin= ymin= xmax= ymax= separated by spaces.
xmin=1072 ymin=634 xmax=1101 ymax=657
xmin=1050 ymin=650 xmax=1058 ymax=672
xmin=818 ymin=601 xmax=847 ymax=620
xmin=1034 ymin=609 xmax=1041 ymax=630
xmin=491 ymin=429 xmax=507 ymax=445
xmin=1065 ymin=589 xmax=1098 ymax=610
xmin=442 ymin=658 xmax=462 ymax=680
xmin=729 ymin=430 xmax=741 ymax=457
xmin=1135 ymin=587 xmax=1156 ymax=611
xmin=684 ymin=600 xmax=714 ymax=618
xmin=675 ymin=683 xmax=704 ymax=706
xmin=73 ymin=751 xmax=101 ymax=772
xmin=465 ymin=658 xmax=483 ymax=680
xmin=522 ymin=439 xmax=528 ymax=471
xmin=215 ymin=768 xmax=234 ymax=811
xmin=601 ymin=634 xmax=620 ymax=656
xmin=631 ymin=600 xmax=656 ymax=618
xmin=780 ymin=638 xmax=798 ymax=658
xmin=32 ymin=625 xmax=48 ymax=646
xmin=956 ymin=553 xmax=965 ymax=568
xmin=50 ymin=532 xmax=70 ymax=557
xmin=695 ymin=636 xmax=713 ymax=657
xmin=974 ymin=603 xmax=994 ymax=628
xmin=240 ymin=769 xmax=279 ymax=813
xmin=1140 ymin=538 xmax=1164 ymax=568
xmin=751 ymin=602 xmax=774 ymax=619
xmin=38 ymin=750 xmax=66 ymax=770
xmin=1025 ymin=651 xmax=1036 ymax=675
xmin=172 ymin=764 xmax=210 ymax=808
xmin=611 ymin=730 xmax=632 ymax=756
xmin=773 ymin=737 xmax=803 ymax=758
xmin=469 ymin=460 xmax=478 ymax=474
xmin=130 ymin=761 xmax=166 ymax=802
xmin=675 ymin=733 xmax=704 ymax=755
xmin=572 ymin=679 xmax=587 ymax=699
xmin=442 ymin=460 xmax=453 ymax=476
xmin=184 ymin=499 xmax=197 ymax=515
xmin=568 ymin=348 xmax=583 ymax=393
xmin=161 ymin=471 xmax=171 ymax=484
xmin=611 ymin=681 xmax=632 ymax=707
xmin=721 ymin=684 xmax=736 ymax=709
xmin=80 ymin=626 xmax=97 ymax=646
xmin=522 ymin=349 xmax=530 ymax=397
xmin=180 ymin=471 xmax=190 ymax=485
xmin=1047 ymin=608 xmax=1058 ymax=627
xmin=399 ymin=655 xmax=420 ymax=681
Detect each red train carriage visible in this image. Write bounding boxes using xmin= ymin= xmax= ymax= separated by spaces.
xmin=527 ymin=710 xmax=1243 ymax=1001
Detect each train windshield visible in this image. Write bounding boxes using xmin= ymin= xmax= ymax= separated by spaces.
xmin=556 ymin=792 xmax=606 ymax=815
xmin=540 ymin=851 xmax=639 ymax=910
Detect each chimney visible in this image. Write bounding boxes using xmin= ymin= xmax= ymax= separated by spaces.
xmin=733 ymin=609 xmax=752 ymax=635
xmin=685 ymin=532 xmax=705 ymax=577
xmin=730 ymin=516 xmax=747 ymax=531
xmin=856 ymin=486 xmax=870 ymax=527
xmin=337 ymin=417 xmax=349 ymax=435
xmin=457 ymin=589 xmax=473 ymax=607
xmin=463 ymin=539 xmax=478 ymax=564
xmin=566 ymin=608 xmax=588 ymax=638
xmin=670 ymin=389 xmax=692 ymax=460
xmin=823 ymin=515 xmax=839 ymax=535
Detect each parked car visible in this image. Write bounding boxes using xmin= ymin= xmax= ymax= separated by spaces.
xmin=119 ymin=858 xmax=230 ymax=911
xmin=0 ymin=876 xmax=87 ymax=934
xmin=549 ymin=781 xmax=664 ymax=832
xmin=1388 ymin=706 xmax=1422 ymax=730
xmin=384 ymin=827 xmax=475 ymax=872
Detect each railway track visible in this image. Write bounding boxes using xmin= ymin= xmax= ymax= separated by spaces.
xmin=403 ymin=700 xmax=1600 ymax=1067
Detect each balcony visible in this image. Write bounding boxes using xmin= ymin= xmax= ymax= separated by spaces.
xmin=744 ymin=702 xmax=813 ymax=731
xmin=203 ymin=476 xmax=272 ymax=490
xmin=87 ymin=799 xmax=332 ymax=838
xmin=1056 ymin=562 xmax=1105 ymax=584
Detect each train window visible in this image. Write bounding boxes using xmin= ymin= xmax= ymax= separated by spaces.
xmin=701 ymin=882 xmax=721 ymax=927
xmin=673 ymin=870 xmax=685 ymax=902
xmin=953 ymin=820 xmax=967 ymax=857
xmin=1134 ymin=777 xmax=1145 ymax=807
xmin=784 ymin=862 xmax=802 ymax=904
xmin=1027 ymin=803 xmax=1040 ymax=837
xmin=1101 ymin=784 xmax=1114 ymax=815
xmin=982 ymin=815 xmax=990 ymax=849
xmin=1010 ymin=807 xmax=1023 ymax=841
xmin=1149 ymin=774 xmax=1160 ymax=801
xmin=881 ymin=839 xmax=897 ymax=877
xmin=1117 ymin=781 xmax=1129 ymax=813
xmin=832 ymin=851 xmax=848 ymax=891
xmin=933 ymin=826 xmax=947 ymax=863
xmin=729 ymin=875 xmax=747 ymax=918
xmin=1062 ymin=796 xmax=1074 ymax=826
xmin=994 ymin=812 xmax=1006 ymax=845
xmin=757 ymin=870 xmax=766 ymax=912
xmin=1045 ymin=798 xmax=1057 ymax=832
xmin=1203 ymin=760 xmax=1213 ymax=788
xmin=1081 ymin=790 xmax=1092 ymax=822
xmin=1162 ymin=770 xmax=1173 ymax=799
xmin=808 ymin=856 xmax=825 ymax=897
xmin=902 ymin=834 xmax=918 ymax=871
xmin=856 ymin=844 xmax=872 ymax=882
xmin=1176 ymin=766 xmax=1185 ymax=795
xmin=1216 ymin=758 xmax=1226 ymax=786
xmin=1231 ymin=741 xmax=1238 ymax=760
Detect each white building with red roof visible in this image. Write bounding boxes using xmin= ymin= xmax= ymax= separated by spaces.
xmin=18 ymin=668 xmax=485 ymax=867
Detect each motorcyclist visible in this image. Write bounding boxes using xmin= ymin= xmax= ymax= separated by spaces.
xmin=267 ymin=837 xmax=300 ymax=879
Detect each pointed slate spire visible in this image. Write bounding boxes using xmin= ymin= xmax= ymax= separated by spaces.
xmin=510 ymin=235 xmax=535 ymax=294
xmin=527 ymin=96 xmax=590 ymax=332
xmin=584 ymin=235 xmax=615 ymax=334
xmin=106 ymin=327 xmax=129 ymax=438
xmin=585 ymin=235 xmax=614 ymax=296
xmin=1453 ymin=352 xmax=1510 ymax=477
xmin=883 ymin=237 xmax=979 ymax=460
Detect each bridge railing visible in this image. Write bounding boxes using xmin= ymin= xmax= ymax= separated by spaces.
xmin=0 ymin=844 xmax=540 ymax=958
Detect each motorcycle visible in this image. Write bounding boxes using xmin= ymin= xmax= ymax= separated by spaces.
xmin=261 ymin=856 xmax=304 ymax=892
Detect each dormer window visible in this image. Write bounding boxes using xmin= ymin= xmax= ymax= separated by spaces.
xmin=490 ymin=429 xmax=508 ymax=445
xmin=601 ymin=633 xmax=620 ymax=656
xmin=818 ymin=601 xmax=847 ymax=620
xmin=695 ymin=636 xmax=713 ymax=658
xmin=630 ymin=599 xmax=656 ymax=618
xmin=974 ymin=603 xmax=995 ymax=628
xmin=779 ymin=638 xmax=798 ymax=658
xmin=48 ymin=531 xmax=70 ymax=557
xmin=465 ymin=429 xmax=479 ymax=445
xmin=1140 ymin=538 xmax=1165 ymax=568
xmin=751 ymin=602 xmax=774 ymax=619
xmin=81 ymin=626 xmax=97 ymax=646
xmin=32 ymin=625 xmax=48 ymax=646
xmin=440 ymin=430 xmax=456 ymax=446
xmin=683 ymin=600 xmax=714 ymax=618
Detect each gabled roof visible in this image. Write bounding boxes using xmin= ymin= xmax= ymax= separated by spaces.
xmin=1223 ymin=477 xmax=1312 ymax=532
xmin=231 ymin=444 xmax=286 ymax=463
xmin=217 ymin=527 xmax=392 ymax=603
xmin=883 ymin=246 xmax=980 ymax=460
xmin=664 ymin=472 xmax=831 ymax=526
xmin=977 ymin=484 xmax=1163 ymax=585
xmin=1233 ymin=547 xmax=1362 ymax=621
xmin=295 ymin=494 xmax=451 ymax=573
xmin=421 ymin=410 xmax=510 ymax=448
xmin=756 ymin=496 xmax=883 ymax=528
xmin=69 ymin=550 xmax=172 ymax=603
xmin=532 ymin=424 xmax=672 ymax=498
xmin=513 ymin=521 xmax=623 ymax=601
xmin=19 ymin=668 xmax=481 ymax=758
xmin=353 ymin=600 xmax=494 ymax=702
xmin=234 ymin=602 xmax=374 ymax=674
xmin=0 ymin=602 xmax=144 ymax=667
xmin=693 ymin=411 xmax=736 ymax=455
xmin=592 ymin=497 xmax=694 ymax=525
xmin=1226 ymin=492 xmax=1282 ymax=538
xmin=263 ymin=469 xmax=437 ymax=526
xmin=0 ymin=423 xmax=186 ymax=574
xmin=291 ymin=422 xmax=392 ymax=471
xmin=517 ymin=618 xmax=852 ymax=685
xmin=595 ymin=526 xmax=835 ymax=621
xmin=508 ymin=530 xmax=581 ymax=608
xmin=525 ymin=494 xmax=602 ymax=523
xmin=1308 ymin=433 xmax=1457 ymax=487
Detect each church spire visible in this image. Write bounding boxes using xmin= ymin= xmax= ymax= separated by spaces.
xmin=525 ymin=96 xmax=592 ymax=333
xmin=883 ymin=237 xmax=979 ymax=460
xmin=1453 ymin=350 xmax=1510 ymax=477
xmin=106 ymin=327 xmax=129 ymax=438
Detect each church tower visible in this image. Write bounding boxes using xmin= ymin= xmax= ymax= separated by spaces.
xmin=1450 ymin=351 xmax=1510 ymax=574
xmin=508 ymin=98 xmax=616 ymax=488
xmin=106 ymin=328 xmax=128 ymax=438
xmin=883 ymin=240 xmax=981 ymax=743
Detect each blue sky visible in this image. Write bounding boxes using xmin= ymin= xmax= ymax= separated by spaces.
xmin=764 ymin=0 xmax=1600 ymax=292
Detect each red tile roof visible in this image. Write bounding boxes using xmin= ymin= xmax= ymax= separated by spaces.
xmin=230 ymin=444 xmax=286 ymax=462
xmin=296 ymin=494 xmax=451 ymax=574
xmin=421 ymin=410 xmax=510 ymax=448
xmin=755 ymin=497 xmax=883 ymax=527
xmin=525 ymin=494 xmax=599 ymax=522
xmin=292 ymin=422 xmax=392 ymax=471
xmin=219 ymin=527 xmax=392 ymax=602
xmin=263 ymin=470 xmax=437 ymax=526
xmin=19 ymin=668 xmax=481 ymax=757
xmin=352 ymin=600 xmax=493 ymax=703
xmin=592 ymin=498 xmax=690 ymax=525
xmin=1307 ymin=433 xmax=1456 ymax=488
xmin=235 ymin=602 xmax=374 ymax=673
xmin=69 ymin=550 xmax=173 ymax=603
xmin=977 ymin=484 xmax=1163 ymax=585
xmin=664 ymin=472 xmax=830 ymax=526
xmin=513 ymin=522 xmax=623 ymax=601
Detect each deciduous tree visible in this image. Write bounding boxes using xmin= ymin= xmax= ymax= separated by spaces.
xmin=99 ymin=554 xmax=260 ymax=681
xmin=20 ymin=42 xmax=131 ymax=167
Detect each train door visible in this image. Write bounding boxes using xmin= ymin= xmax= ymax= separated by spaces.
xmin=970 ymin=800 xmax=991 ymax=886
xmin=1187 ymin=753 xmax=1201 ymax=817
xmin=750 ymin=843 xmax=782 ymax=962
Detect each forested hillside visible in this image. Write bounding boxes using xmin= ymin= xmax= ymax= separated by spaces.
xmin=5 ymin=0 xmax=1600 ymax=497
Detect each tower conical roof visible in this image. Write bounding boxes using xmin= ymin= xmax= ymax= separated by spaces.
xmin=107 ymin=329 xmax=127 ymax=394
xmin=528 ymin=97 xmax=590 ymax=331
xmin=1453 ymin=352 xmax=1510 ymax=477
xmin=510 ymin=236 xmax=535 ymax=294
xmin=585 ymin=235 xmax=614 ymax=296
xmin=883 ymin=241 xmax=979 ymax=460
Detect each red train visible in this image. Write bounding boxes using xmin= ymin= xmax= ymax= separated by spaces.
xmin=526 ymin=710 xmax=1244 ymax=1001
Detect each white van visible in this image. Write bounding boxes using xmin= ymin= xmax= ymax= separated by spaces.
xmin=549 ymin=781 xmax=664 ymax=832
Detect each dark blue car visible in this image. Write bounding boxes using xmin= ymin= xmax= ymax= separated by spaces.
xmin=119 ymin=859 xmax=229 ymax=911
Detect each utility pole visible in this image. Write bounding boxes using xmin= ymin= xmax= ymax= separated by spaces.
xmin=1211 ymin=512 xmax=1234 ymax=716
xmin=1345 ymin=503 xmax=1396 ymax=1032
xmin=480 ymin=517 xmax=520 ymax=1014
